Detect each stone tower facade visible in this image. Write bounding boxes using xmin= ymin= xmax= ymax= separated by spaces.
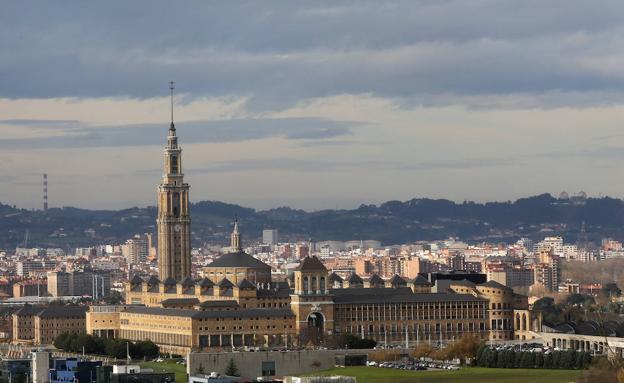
xmin=290 ymin=256 xmax=335 ymax=344
xmin=157 ymin=108 xmax=191 ymax=281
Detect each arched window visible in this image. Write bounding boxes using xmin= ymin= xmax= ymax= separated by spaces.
xmin=172 ymin=192 xmax=180 ymax=217
xmin=303 ymin=276 xmax=309 ymax=293
xmin=311 ymin=276 xmax=317 ymax=292
xmin=320 ymin=277 xmax=326 ymax=292
xmin=171 ymin=155 xmax=178 ymax=174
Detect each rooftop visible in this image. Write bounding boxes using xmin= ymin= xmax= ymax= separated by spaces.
xmin=122 ymin=306 xmax=295 ymax=319
xmin=295 ymin=256 xmax=327 ymax=272
xmin=207 ymin=251 xmax=271 ymax=270
xmin=331 ymin=287 xmax=487 ymax=304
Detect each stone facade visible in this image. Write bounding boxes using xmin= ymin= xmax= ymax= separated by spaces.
xmin=12 ymin=306 xmax=87 ymax=345
xmin=448 ymin=280 xmax=542 ymax=341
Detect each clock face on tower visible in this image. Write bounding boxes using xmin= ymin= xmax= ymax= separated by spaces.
xmin=174 ymin=224 xmax=181 ymax=232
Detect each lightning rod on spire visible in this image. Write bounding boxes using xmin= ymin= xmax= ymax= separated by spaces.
xmin=169 ymin=81 xmax=175 ymax=131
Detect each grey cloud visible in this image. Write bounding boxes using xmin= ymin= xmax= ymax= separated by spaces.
xmin=0 ymin=119 xmax=81 ymax=126
xmin=531 ymin=146 xmax=624 ymax=160
xmin=296 ymin=139 xmax=355 ymax=148
xmin=0 ymin=118 xmax=357 ymax=150
xmin=3 ymin=1 xmax=624 ymax=109
xmin=0 ymin=119 xmax=84 ymax=131
xmin=187 ymin=156 xmax=510 ymax=174
xmin=398 ymin=158 xmax=518 ymax=170
xmin=184 ymin=148 xmax=624 ymax=176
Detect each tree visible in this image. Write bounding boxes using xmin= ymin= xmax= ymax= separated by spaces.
xmin=475 ymin=344 xmax=487 ymax=365
xmin=196 ymin=364 xmax=206 ymax=375
xmin=487 ymin=349 xmax=498 ymax=368
xmin=54 ymin=332 xmax=71 ymax=350
xmin=514 ymin=351 xmax=524 ymax=368
xmin=533 ymin=297 xmax=564 ymax=324
xmin=337 ymin=334 xmax=376 ymax=349
xmin=477 ymin=346 xmax=489 ymax=367
xmin=577 ymin=357 xmax=619 ymax=383
xmin=552 ymin=351 xmax=561 ymax=369
xmin=496 ymin=350 xmax=506 ymax=368
xmin=105 ymin=339 xmax=128 ymax=359
xmin=505 ymin=350 xmax=515 ymax=368
xmin=575 ymin=351 xmax=585 ymax=370
xmin=535 ymin=352 xmax=544 ymax=368
xmin=135 ymin=340 xmax=159 ymax=358
xmin=411 ymin=343 xmax=434 ymax=360
xmin=225 ymin=358 xmax=239 ymax=377
xmin=74 ymin=333 xmax=98 ymax=354
xmin=561 ymin=350 xmax=576 ymax=369
xmin=602 ymin=282 xmax=621 ymax=297
xmin=566 ymin=294 xmax=595 ymax=307
xmin=449 ymin=335 xmax=483 ymax=364
xmin=102 ymin=290 xmax=123 ymax=305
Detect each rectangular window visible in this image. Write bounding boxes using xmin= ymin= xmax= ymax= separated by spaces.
xmin=262 ymin=361 xmax=276 ymax=377
xmin=199 ymin=335 xmax=209 ymax=348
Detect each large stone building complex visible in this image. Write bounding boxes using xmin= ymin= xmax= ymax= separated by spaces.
xmin=85 ymin=224 xmax=540 ymax=355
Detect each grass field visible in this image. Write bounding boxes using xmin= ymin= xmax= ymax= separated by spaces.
xmin=140 ymin=360 xmax=188 ymax=383
xmin=303 ymin=366 xmax=581 ymax=383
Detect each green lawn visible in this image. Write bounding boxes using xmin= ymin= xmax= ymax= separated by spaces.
xmin=303 ymin=366 xmax=581 ymax=383
xmin=141 ymin=360 xmax=188 ymax=383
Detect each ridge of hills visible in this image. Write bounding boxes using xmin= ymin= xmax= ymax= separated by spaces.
xmin=1 ymin=193 xmax=622 ymax=250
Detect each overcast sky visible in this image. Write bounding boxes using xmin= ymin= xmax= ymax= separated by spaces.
xmin=1 ymin=1 xmax=624 ymax=210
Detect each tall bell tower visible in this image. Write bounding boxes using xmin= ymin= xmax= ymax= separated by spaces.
xmin=157 ymin=81 xmax=191 ymax=281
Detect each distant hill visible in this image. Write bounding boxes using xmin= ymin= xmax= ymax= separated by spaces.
xmin=1 ymin=193 xmax=623 ymax=250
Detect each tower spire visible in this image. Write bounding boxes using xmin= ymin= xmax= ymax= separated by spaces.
xmin=169 ymin=81 xmax=175 ymax=132
xmin=231 ymin=217 xmax=242 ymax=251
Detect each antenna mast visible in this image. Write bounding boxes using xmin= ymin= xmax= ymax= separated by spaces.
xmin=43 ymin=173 xmax=48 ymax=211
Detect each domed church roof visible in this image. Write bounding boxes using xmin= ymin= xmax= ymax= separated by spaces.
xmin=207 ymin=219 xmax=271 ymax=270
xmin=208 ymin=250 xmax=271 ymax=270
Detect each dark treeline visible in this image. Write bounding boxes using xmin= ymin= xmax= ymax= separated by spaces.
xmin=54 ymin=333 xmax=159 ymax=359
xmin=475 ymin=346 xmax=592 ymax=370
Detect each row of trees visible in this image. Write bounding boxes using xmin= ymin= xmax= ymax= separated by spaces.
xmin=408 ymin=336 xmax=483 ymax=363
xmin=475 ymin=346 xmax=592 ymax=370
xmin=337 ymin=334 xmax=377 ymax=349
xmin=54 ymin=333 xmax=159 ymax=359
xmin=369 ymin=336 xmax=483 ymax=363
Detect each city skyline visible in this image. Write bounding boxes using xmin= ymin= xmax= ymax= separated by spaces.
xmin=3 ymin=1 xmax=624 ymax=210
